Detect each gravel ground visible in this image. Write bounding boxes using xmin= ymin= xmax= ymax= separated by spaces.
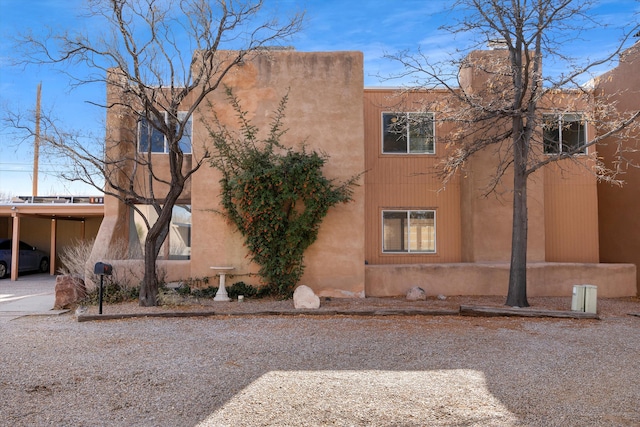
xmin=1 ymin=296 xmax=639 ymax=426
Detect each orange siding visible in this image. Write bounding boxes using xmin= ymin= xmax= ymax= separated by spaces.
xmin=544 ymin=161 xmax=599 ymax=262
xmin=364 ymin=89 xmax=462 ymax=264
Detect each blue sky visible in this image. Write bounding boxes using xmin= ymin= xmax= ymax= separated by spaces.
xmin=1 ymin=0 xmax=639 ymax=197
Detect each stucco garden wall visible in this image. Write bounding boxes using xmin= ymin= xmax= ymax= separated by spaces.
xmin=365 ymin=262 xmax=636 ymax=298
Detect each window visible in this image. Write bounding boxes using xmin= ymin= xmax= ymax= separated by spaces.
xmin=382 ymin=112 xmax=435 ymax=154
xmin=131 ymin=204 xmax=191 ymax=260
xmin=138 ymin=112 xmax=192 ymax=154
xmin=543 ymin=113 xmax=587 ymax=154
xmin=382 ymin=210 xmax=436 ymax=253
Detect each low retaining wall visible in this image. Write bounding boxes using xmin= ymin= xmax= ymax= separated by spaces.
xmin=365 ymin=262 xmax=637 ymax=298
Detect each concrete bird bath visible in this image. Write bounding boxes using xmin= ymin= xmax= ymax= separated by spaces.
xmin=210 ymin=266 xmax=235 ymax=302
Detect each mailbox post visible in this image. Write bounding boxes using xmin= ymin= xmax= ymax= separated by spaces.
xmin=94 ymin=262 xmax=113 ymax=314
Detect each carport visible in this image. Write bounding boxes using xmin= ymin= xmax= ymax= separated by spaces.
xmin=0 ymin=196 xmax=104 ymax=280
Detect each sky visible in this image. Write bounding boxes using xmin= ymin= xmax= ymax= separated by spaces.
xmin=0 ymin=0 xmax=639 ymax=197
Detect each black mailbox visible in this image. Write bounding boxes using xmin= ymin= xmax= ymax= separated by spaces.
xmin=94 ymin=262 xmax=113 ymax=275
xmin=94 ymin=262 xmax=113 ymax=315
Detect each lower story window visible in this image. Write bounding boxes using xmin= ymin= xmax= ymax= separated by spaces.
xmin=383 ymin=210 xmax=436 ymax=253
xmin=131 ymin=204 xmax=191 ymax=260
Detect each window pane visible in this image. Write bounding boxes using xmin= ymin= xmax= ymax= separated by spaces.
xmin=409 ymin=211 xmax=435 ymax=252
xmin=382 ymin=114 xmax=408 ymax=153
xmin=170 ymin=205 xmax=191 ymax=260
xmin=131 ymin=205 xmax=154 ymax=258
xmin=543 ymin=115 xmax=560 ymax=154
xmin=139 ymin=117 xmax=165 ymax=153
xmin=561 ymin=117 xmax=586 ymax=153
xmin=132 ymin=204 xmax=191 ymax=260
xmin=408 ymin=113 xmax=434 ymax=153
xmin=383 ymin=210 xmax=436 ymax=253
xmin=543 ymin=114 xmax=586 ymax=154
xmin=383 ymin=211 xmax=408 ymax=252
xmin=177 ymin=112 xmax=192 ymax=154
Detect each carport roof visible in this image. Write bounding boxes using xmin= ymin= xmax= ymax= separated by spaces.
xmin=0 ymin=196 xmax=104 ymax=219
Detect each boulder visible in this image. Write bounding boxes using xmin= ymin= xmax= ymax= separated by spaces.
xmin=54 ymin=275 xmax=86 ymax=310
xmin=293 ymin=285 xmax=320 ymax=309
xmin=406 ymin=286 xmax=427 ymax=301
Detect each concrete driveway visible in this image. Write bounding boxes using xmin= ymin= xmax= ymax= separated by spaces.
xmin=0 ymin=273 xmax=66 ymax=321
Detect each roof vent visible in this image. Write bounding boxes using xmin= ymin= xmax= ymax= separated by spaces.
xmin=488 ymin=39 xmax=508 ymax=50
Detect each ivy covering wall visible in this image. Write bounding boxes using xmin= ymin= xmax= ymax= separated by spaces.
xmin=209 ymin=90 xmax=359 ymax=297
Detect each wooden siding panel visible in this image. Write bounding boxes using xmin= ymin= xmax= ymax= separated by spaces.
xmin=364 ymin=89 xmax=462 ymax=265
xmin=544 ymin=162 xmax=599 ymax=262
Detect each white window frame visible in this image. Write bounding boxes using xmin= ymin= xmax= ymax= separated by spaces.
xmin=542 ymin=113 xmax=587 ymax=155
xmin=138 ymin=111 xmax=192 ymax=154
xmin=382 ymin=112 xmax=435 ymax=154
xmin=382 ymin=209 xmax=436 ymax=253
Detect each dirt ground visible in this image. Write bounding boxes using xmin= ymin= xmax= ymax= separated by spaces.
xmin=83 ymin=293 xmax=640 ymax=320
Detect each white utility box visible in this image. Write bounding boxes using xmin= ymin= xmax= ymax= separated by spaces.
xmin=571 ymin=284 xmax=597 ymax=314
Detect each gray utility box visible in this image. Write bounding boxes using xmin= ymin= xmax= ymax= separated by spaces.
xmin=571 ymin=284 xmax=597 ymax=314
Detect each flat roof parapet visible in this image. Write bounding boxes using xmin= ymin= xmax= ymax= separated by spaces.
xmin=8 ymin=195 xmax=105 ymax=205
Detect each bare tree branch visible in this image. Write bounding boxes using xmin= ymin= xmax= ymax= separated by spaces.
xmin=386 ymin=0 xmax=640 ymax=307
xmin=7 ymin=0 xmax=303 ymax=306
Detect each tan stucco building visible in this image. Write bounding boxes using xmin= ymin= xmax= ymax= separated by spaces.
xmin=95 ymin=50 xmax=366 ymax=297
xmin=596 ymin=41 xmax=640 ymax=295
xmin=93 ymin=47 xmax=638 ymax=298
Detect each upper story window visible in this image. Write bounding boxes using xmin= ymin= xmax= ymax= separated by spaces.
xmin=382 ymin=112 xmax=435 ymax=154
xmin=138 ymin=112 xmax=192 ymax=154
xmin=543 ymin=113 xmax=587 ymax=155
xmin=382 ymin=210 xmax=436 ymax=253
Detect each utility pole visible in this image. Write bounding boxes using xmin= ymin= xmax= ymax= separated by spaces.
xmin=33 ymin=82 xmax=41 ymax=197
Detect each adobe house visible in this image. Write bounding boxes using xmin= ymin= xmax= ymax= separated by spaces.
xmin=595 ymin=40 xmax=640 ymax=294
xmin=96 ymin=48 xmax=636 ymax=298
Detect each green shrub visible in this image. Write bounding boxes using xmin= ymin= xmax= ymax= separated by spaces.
xmin=227 ymin=281 xmax=260 ymax=298
xmin=191 ymin=286 xmax=219 ymax=298
xmin=176 ymin=283 xmax=192 ymax=296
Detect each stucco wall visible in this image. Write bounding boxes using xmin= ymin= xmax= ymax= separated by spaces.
xmin=188 ymin=51 xmax=366 ymax=297
xmin=365 ymin=262 xmax=636 ymax=298
xmin=596 ymin=41 xmax=640 ymax=294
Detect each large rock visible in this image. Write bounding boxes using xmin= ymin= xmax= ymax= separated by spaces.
xmin=293 ymin=285 xmax=320 ymax=309
xmin=54 ymin=275 xmax=86 ymax=309
xmin=406 ymin=286 xmax=427 ymax=301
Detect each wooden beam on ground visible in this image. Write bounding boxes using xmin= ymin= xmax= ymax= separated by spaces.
xmin=77 ymin=308 xmax=460 ymax=322
xmin=460 ymin=305 xmax=599 ymax=319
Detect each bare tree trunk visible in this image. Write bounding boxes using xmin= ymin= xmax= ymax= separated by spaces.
xmin=506 ymin=123 xmax=530 ymax=307
xmin=138 ymin=176 xmax=183 ymax=306
xmin=140 ymin=237 xmax=161 ymax=307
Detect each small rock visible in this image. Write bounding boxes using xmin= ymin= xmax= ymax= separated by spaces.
xmin=293 ymin=285 xmax=320 ymax=309
xmin=406 ymin=286 xmax=427 ymax=301
xmin=437 ymin=294 xmax=447 ymax=301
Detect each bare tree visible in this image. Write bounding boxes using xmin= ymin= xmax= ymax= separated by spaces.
xmin=10 ymin=0 xmax=303 ymax=306
xmin=387 ymin=0 xmax=639 ymax=307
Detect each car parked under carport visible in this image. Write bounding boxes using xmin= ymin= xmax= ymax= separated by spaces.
xmin=0 ymin=239 xmax=50 ymax=278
